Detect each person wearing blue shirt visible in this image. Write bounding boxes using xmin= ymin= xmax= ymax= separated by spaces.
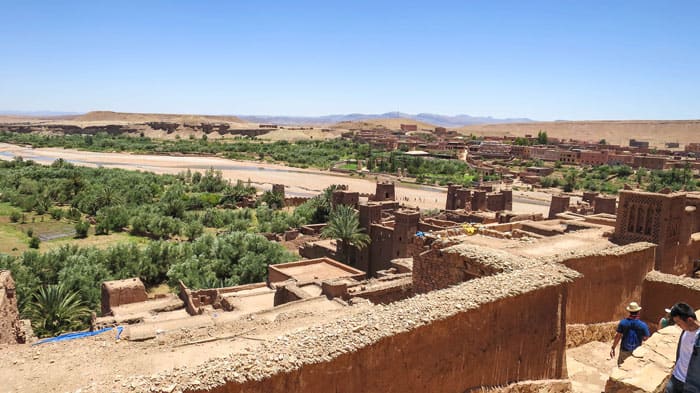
xmin=610 ymin=302 xmax=651 ymax=366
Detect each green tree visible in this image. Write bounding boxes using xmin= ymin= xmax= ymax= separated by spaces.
xmin=321 ymin=204 xmax=370 ymax=265
xmin=24 ymin=283 xmax=91 ymax=337
xmin=563 ymin=170 xmax=577 ymax=192
xmin=28 ymin=236 xmax=40 ymax=249
xmin=74 ymin=220 xmax=90 ymax=238
xmin=537 ymin=131 xmax=548 ymax=145
xmin=261 ymin=190 xmax=284 ymax=209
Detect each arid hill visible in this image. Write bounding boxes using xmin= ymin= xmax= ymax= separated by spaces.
xmin=3 ymin=112 xmax=700 ymax=147
xmin=72 ymin=111 xmax=245 ymax=124
xmin=458 ymin=120 xmax=700 ymax=147
xmin=331 ymin=117 xmax=439 ymax=131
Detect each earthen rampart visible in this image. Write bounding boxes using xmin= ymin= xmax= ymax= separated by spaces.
xmin=545 ymin=242 xmax=656 ymax=324
xmin=413 ymin=243 xmax=538 ymax=294
xmin=641 ymin=271 xmax=700 ymax=329
xmin=110 ymin=265 xmax=577 ymax=393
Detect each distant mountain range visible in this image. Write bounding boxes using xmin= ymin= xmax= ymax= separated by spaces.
xmin=238 ymin=112 xmax=534 ymax=127
xmin=0 ymin=110 xmax=535 ymax=128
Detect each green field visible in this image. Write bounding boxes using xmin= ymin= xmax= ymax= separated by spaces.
xmin=0 ymin=203 xmax=148 ymax=255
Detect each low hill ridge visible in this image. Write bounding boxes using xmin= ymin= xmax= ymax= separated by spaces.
xmin=75 ymin=111 xmax=244 ymax=123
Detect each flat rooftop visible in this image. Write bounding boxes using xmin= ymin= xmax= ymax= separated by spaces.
xmin=269 ymin=257 xmax=365 ymax=283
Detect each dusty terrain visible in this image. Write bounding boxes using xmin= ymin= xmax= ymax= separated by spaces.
xmin=0 ymin=111 xmax=344 ymax=141
xmin=0 ymin=111 xmax=245 ymax=124
xmin=566 ymin=340 xmax=617 ymax=393
xmin=4 ymin=111 xmax=700 ymax=148
xmin=0 ymin=143 xmax=552 ymax=214
xmin=0 ymin=298 xmax=374 ymax=393
xmin=330 ymin=117 xmax=439 ymax=131
xmin=459 ymin=120 xmax=700 ymax=147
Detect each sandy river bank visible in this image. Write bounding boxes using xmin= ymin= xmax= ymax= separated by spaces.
xmin=0 ymin=143 xmax=550 ymax=214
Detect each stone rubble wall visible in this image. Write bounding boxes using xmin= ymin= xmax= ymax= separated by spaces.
xmin=346 ymin=275 xmax=413 ymax=304
xmin=565 ymin=322 xmax=618 ymax=348
xmin=474 ymin=380 xmax=572 ymax=393
xmin=98 ymin=265 xmax=578 ymax=393
xmin=413 ymin=243 xmax=536 ymax=294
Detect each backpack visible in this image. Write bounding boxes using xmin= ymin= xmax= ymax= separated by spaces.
xmin=622 ymin=320 xmax=642 ymax=351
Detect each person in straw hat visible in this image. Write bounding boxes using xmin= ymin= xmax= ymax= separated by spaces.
xmin=610 ymin=301 xmax=650 ymax=366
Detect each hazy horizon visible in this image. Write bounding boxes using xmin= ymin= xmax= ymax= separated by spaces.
xmin=2 ymin=1 xmax=699 ymax=121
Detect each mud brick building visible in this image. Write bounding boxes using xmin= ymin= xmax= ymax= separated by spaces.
xmin=0 ymin=271 xmax=23 ymax=344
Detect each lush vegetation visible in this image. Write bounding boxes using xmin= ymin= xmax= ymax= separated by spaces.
xmin=537 ymin=163 xmax=698 ymax=194
xmin=373 ymin=152 xmax=486 ymax=186
xmin=0 ymin=232 xmax=296 ymax=335
xmin=0 ymin=157 xmax=311 ymax=336
xmin=23 ymin=283 xmax=90 ymax=337
xmin=0 ymin=131 xmax=488 ymax=184
xmin=0 ymin=132 xmax=369 ymax=170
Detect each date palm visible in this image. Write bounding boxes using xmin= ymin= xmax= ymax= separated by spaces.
xmin=24 ymin=283 xmax=91 ymax=337
xmin=321 ymin=204 xmax=370 ymax=265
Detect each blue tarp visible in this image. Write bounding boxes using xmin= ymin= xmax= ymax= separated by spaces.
xmin=415 ymin=231 xmax=425 ymax=237
xmin=33 ymin=326 xmax=123 ymax=346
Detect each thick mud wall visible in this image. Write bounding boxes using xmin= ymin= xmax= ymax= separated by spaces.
xmin=641 ymin=271 xmax=700 ymax=329
xmin=183 ymin=267 xmax=573 ymax=393
xmin=555 ymin=243 xmax=655 ymax=324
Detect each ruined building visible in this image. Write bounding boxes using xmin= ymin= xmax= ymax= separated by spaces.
xmin=445 ymin=184 xmax=512 ymax=212
xmin=0 ymin=270 xmax=28 ymax=344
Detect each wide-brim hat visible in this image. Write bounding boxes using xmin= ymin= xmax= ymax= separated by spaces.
xmin=626 ymin=302 xmax=642 ymax=312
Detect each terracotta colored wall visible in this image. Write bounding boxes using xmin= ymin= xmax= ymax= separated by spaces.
xmin=187 ymin=284 xmax=568 ymax=393
xmin=548 ymin=196 xmax=570 ymax=219
xmin=559 ymin=244 xmax=656 ymax=324
xmin=0 ymin=271 xmax=21 ymax=344
xmin=487 ymin=193 xmax=506 ymax=211
xmin=641 ymin=271 xmax=700 ymax=329
xmin=374 ymin=183 xmax=395 ymax=201
xmin=472 ymin=190 xmax=487 ymax=211
xmin=593 ymin=196 xmax=616 ymax=215
xmin=101 ymin=278 xmax=148 ymax=316
xmin=613 ymin=190 xmax=686 ymax=274
xmin=369 ymin=225 xmax=395 ymax=274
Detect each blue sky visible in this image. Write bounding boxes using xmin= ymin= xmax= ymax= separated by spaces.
xmin=1 ymin=1 xmax=698 ymax=120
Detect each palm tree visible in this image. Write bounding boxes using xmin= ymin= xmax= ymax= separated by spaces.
xmin=95 ymin=185 xmax=124 ymax=210
xmin=24 ymin=283 xmax=91 ymax=337
xmin=321 ymin=204 xmax=370 ymax=265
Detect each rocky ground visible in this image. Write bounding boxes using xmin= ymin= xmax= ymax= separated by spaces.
xmin=0 ymin=300 xmax=373 ymax=393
